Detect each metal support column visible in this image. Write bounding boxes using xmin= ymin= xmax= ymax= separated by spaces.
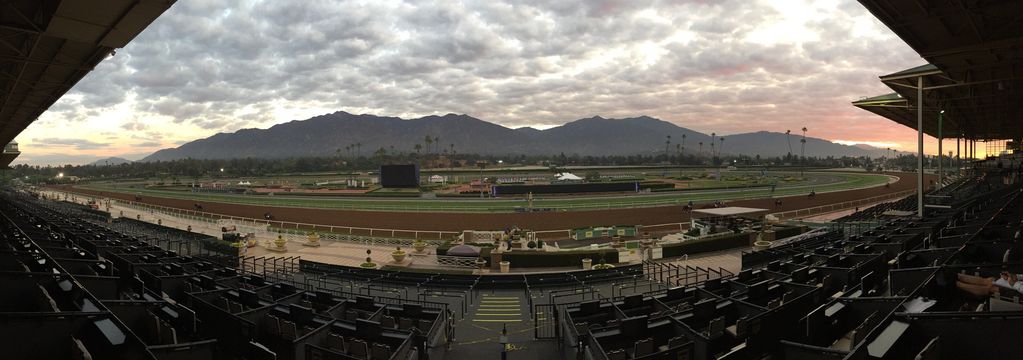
xmin=916 ymin=76 xmax=925 ymax=218
xmin=956 ymin=137 xmax=960 ymax=175
xmin=937 ymin=111 xmax=943 ymax=188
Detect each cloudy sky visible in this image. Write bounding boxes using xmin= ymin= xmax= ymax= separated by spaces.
xmin=15 ymin=0 xmax=952 ymax=165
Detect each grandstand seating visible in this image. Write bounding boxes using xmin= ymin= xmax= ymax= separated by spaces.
xmin=0 ymin=189 xmax=657 ymax=360
xmin=2 ymin=169 xmax=1021 ymax=359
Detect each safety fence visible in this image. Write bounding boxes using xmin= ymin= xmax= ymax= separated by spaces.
xmin=768 ymin=189 xmax=916 ymax=221
xmin=42 ymin=189 xmax=461 ymax=242
xmin=71 ymin=173 xmax=893 ymax=213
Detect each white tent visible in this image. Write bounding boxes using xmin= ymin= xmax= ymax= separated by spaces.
xmin=555 ymin=172 xmax=583 ymax=181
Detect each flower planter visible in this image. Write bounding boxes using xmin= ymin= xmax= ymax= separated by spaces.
xmin=414 ymin=242 xmax=427 ymax=253
xmin=391 ymin=246 xmax=407 ymax=262
xmin=582 ymin=258 xmax=592 ymax=270
xmin=306 ymin=233 xmax=321 ymax=247
xmin=392 ymin=251 xmax=407 ymax=262
xmin=499 ymin=261 xmax=510 ymax=273
xmin=753 ymin=240 xmax=773 ymax=251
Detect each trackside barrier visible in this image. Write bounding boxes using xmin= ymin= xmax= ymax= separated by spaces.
xmin=43 ymin=189 xmax=461 ymax=242
xmin=769 ymin=189 xmax=915 ymax=221
xmin=66 ymin=173 xmax=895 ymax=213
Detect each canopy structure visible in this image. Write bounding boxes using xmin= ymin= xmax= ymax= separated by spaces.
xmin=854 ymin=0 xmax=1023 ymax=141
xmin=554 ymin=172 xmax=583 ymax=181
xmin=446 ymin=244 xmax=482 ymax=257
xmin=692 ymin=207 xmax=769 ymax=218
xmin=854 ymin=0 xmax=1023 ymax=217
xmin=0 ymin=0 xmax=177 ymax=166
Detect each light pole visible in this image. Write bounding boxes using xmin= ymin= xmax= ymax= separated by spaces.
xmin=500 ymin=323 xmax=508 ymax=360
xmin=937 ymin=110 xmax=944 ymax=188
xmin=476 ymin=160 xmax=487 ymax=198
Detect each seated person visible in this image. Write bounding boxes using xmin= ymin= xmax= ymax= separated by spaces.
xmin=956 ymin=272 xmax=1023 ymax=297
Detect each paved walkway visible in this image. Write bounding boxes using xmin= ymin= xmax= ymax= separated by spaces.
xmin=43 ymin=190 xmax=438 ymax=268
xmin=430 ymin=289 xmax=571 ymax=360
xmin=45 ymin=190 xmax=743 ymax=277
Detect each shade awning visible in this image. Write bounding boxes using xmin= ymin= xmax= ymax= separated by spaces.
xmin=855 ymin=1 xmax=1023 ymax=141
xmin=0 ymin=0 xmax=178 ymax=165
xmin=692 ymin=207 xmax=769 ymax=218
xmin=446 ymin=244 xmax=482 ymax=257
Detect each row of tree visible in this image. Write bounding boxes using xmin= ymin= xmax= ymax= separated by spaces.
xmin=5 ymin=151 xmax=964 ymax=185
xmin=337 ymin=135 xmax=454 ymax=159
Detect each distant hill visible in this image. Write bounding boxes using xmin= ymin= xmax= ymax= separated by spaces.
xmin=142 ymin=111 xmax=888 ymax=161
xmin=88 ymin=157 xmax=133 ymax=166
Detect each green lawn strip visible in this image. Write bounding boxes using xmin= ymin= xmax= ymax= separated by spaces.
xmin=76 ymin=172 xmax=890 ymax=213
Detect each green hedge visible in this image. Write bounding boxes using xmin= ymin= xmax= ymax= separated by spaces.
xmin=363 ymin=192 xmax=421 ymax=198
xmin=772 ymin=226 xmax=804 ymax=239
xmin=639 ymin=182 xmax=675 ymax=190
xmin=203 ymin=239 xmax=239 ymax=257
xmin=380 ymin=265 xmax=474 ymax=275
xmin=661 ymin=232 xmax=752 ymax=258
xmin=436 ymin=193 xmax=488 ymax=198
xmin=499 ymin=249 xmax=620 ymax=268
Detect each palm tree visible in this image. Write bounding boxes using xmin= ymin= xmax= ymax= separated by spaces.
xmin=356 ymin=142 xmax=362 ymax=157
xmin=424 ymin=135 xmax=433 ymax=154
xmin=885 ymin=147 xmax=890 ymax=168
xmin=433 ymin=136 xmax=440 ymax=154
xmin=785 ymin=130 xmax=792 ymax=160
xmin=698 ymin=142 xmax=703 ymax=155
xmin=680 ymin=134 xmax=686 ymax=160
xmin=413 ymin=143 xmax=422 ymax=154
xmin=449 ymin=143 xmax=455 ymax=155
xmin=665 ymin=135 xmax=672 ymax=156
xmin=719 ymin=137 xmax=725 ymax=157
xmin=710 ymin=132 xmax=716 ymax=158
xmin=800 ymin=127 xmax=808 ymax=163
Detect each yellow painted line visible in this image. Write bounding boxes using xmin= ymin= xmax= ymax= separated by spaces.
xmin=481 ymin=295 xmax=518 ymax=299
xmin=473 ymin=319 xmax=522 ymax=323
xmin=479 ymin=305 xmax=521 ymax=308
xmin=477 ymin=308 xmax=521 ymax=312
xmin=474 ymin=313 xmax=522 ymax=316
xmin=537 ymin=317 xmax=547 ymax=321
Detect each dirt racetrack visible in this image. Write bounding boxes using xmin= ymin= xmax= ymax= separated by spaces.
xmin=63 ymin=172 xmax=935 ymax=236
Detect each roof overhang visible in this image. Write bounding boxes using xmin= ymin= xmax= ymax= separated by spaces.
xmin=855 ymin=0 xmax=1023 ymax=140
xmin=693 ymin=206 xmax=769 ymax=218
xmin=0 ymin=0 xmax=177 ymax=146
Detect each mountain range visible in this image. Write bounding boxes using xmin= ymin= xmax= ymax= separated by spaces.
xmin=142 ymin=112 xmax=890 ymax=161
xmin=88 ymin=157 xmax=133 ymax=166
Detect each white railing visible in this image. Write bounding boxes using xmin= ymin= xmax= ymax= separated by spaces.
xmin=436 ymin=256 xmax=481 ymax=268
xmin=768 ymin=189 xmax=916 ymax=220
xmin=70 ymin=173 xmax=894 ymax=213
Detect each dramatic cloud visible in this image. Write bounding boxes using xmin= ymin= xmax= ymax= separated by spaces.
xmin=16 ymin=0 xmax=930 ymax=165
xmin=32 ymin=138 xmax=110 ymax=151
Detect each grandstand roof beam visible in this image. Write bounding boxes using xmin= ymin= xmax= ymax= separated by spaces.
xmin=916 ymin=75 xmax=925 ymax=218
xmin=0 ymin=54 xmax=95 ymax=71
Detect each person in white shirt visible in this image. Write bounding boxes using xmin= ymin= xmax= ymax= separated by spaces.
xmin=956 ymin=272 xmax=1023 ymax=297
